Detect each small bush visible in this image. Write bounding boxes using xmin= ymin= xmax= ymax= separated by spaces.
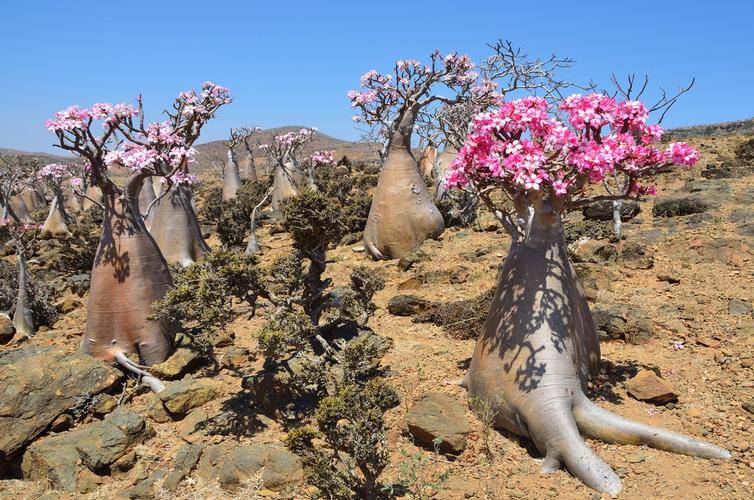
xmin=735 ymin=136 xmax=754 ymax=164
xmin=150 ymin=250 xmax=263 ymax=349
xmin=412 ymin=288 xmax=494 ymax=339
xmin=285 ymin=378 xmax=399 ymax=498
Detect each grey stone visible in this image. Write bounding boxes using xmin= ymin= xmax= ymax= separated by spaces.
xmin=195 ymin=443 xmax=303 ymax=491
xmin=405 ymin=392 xmax=471 ymax=455
xmin=592 ymin=304 xmax=654 ymax=344
xmin=0 ymin=313 xmax=14 ymax=343
xmin=0 ymin=347 xmax=123 ymax=464
xmin=729 ymin=299 xmax=753 ymax=317
xmin=158 ymin=378 xmax=220 ymax=416
xmin=653 ymin=195 xmax=714 ymax=218
xmin=21 ymin=409 xmax=152 ymax=492
xmin=387 ymin=294 xmax=432 ymax=316
xmin=582 ymin=200 xmax=640 ymax=222
xmin=150 ymin=347 xmax=203 ymax=379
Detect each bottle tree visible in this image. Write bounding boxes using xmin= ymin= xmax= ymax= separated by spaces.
xmin=37 ymin=163 xmax=75 ymax=238
xmin=0 ymin=154 xmax=36 ymax=224
xmin=145 ymin=87 xmax=230 ymax=266
xmin=45 ymin=83 xmax=231 ymax=372
xmin=447 ymin=93 xmax=729 ymax=494
xmin=348 ymin=52 xmax=492 ymax=259
xmin=260 ymin=128 xmax=315 ymax=211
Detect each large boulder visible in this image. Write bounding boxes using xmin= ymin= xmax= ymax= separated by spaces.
xmin=195 ymin=443 xmax=303 ymax=491
xmin=582 ymin=200 xmax=640 ymax=222
xmin=21 ymin=409 xmax=153 ymax=492
xmin=405 ymin=392 xmax=471 ymax=455
xmin=0 ymin=347 xmax=123 ymax=465
xmin=0 ymin=313 xmax=14 ymax=343
xmin=652 ymin=195 xmax=714 ymax=218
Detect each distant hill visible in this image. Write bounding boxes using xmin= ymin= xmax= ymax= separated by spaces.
xmin=0 ymin=148 xmax=74 ymax=165
xmin=666 ymin=118 xmax=754 ymax=140
xmin=194 ymin=126 xmax=377 ymax=174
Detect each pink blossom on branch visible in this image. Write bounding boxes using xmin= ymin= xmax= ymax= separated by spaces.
xmin=309 ymin=150 xmax=336 ymax=167
xmin=444 ymin=93 xmax=699 ymax=203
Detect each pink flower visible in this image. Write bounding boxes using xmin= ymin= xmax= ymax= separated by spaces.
xmin=310 ymin=150 xmax=336 ymax=167
xmin=665 ymin=142 xmax=699 ymax=166
xmin=44 ymin=106 xmax=90 ymax=131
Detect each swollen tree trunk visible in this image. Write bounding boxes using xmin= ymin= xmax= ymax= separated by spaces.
xmin=66 ymin=186 xmax=83 ymax=214
xmin=363 ymin=137 xmax=444 ymax=260
xmin=222 ymin=149 xmax=242 ymax=201
xmin=148 ymin=184 xmax=211 ymax=266
xmin=40 ymin=195 xmax=72 ymax=238
xmin=82 ymin=185 xmax=104 ymax=211
xmin=612 ymin=200 xmax=623 ymax=239
xmin=12 ymin=251 xmax=35 ymax=337
xmin=81 ymin=178 xmax=174 ymax=365
xmin=418 ymin=146 xmax=436 ymax=178
xmin=434 ymin=145 xmax=457 ymax=201
xmin=139 ymin=177 xmax=157 ymax=221
xmin=241 ymin=152 xmax=258 ymax=182
xmin=8 ymin=195 xmax=32 ymax=223
xmin=20 ymin=186 xmax=45 ymax=214
xmin=465 ymin=204 xmax=729 ymax=494
xmin=271 ymin=161 xmax=301 ymax=212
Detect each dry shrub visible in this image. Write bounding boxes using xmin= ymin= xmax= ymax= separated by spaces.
xmin=412 ymin=288 xmax=494 ymax=339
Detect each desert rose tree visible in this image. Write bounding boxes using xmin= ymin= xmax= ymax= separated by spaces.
xmin=221 ymin=127 xmax=256 ymax=201
xmin=45 ymin=83 xmax=231 ymax=382
xmin=146 ymin=88 xmax=231 ymax=266
xmin=260 ymin=127 xmax=316 ymax=211
xmin=349 ymin=51 xmax=497 ymax=259
xmin=447 ymin=94 xmax=729 ymax=493
xmin=0 ymin=154 xmax=36 ymax=224
xmin=0 ymin=221 xmax=41 ymax=337
xmin=37 ymin=163 xmax=75 ymax=238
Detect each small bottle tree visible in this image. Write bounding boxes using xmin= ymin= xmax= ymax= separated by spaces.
xmin=348 ymin=51 xmax=497 ymax=259
xmin=259 ymin=127 xmax=315 ymax=211
xmin=37 ymin=163 xmax=75 ymax=238
xmin=45 ymin=82 xmax=231 ymax=372
xmin=448 ymin=93 xmax=728 ymax=494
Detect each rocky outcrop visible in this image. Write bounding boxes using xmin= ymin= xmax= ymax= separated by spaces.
xmin=195 ymin=443 xmax=303 ymax=491
xmin=21 ymin=409 xmax=153 ymax=492
xmin=0 ymin=347 xmax=123 ymax=464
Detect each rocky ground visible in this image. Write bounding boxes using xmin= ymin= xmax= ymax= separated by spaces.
xmin=0 ymin=132 xmax=753 ymax=499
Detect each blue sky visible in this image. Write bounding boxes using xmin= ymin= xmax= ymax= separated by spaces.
xmin=1 ymin=0 xmax=752 ymax=153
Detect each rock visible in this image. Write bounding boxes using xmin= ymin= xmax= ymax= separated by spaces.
xmin=701 ymin=160 xmax=754 ymax=179
xmin=65 ymin=273 xmax=90 ymax=297
xmin=76 ymin=468 xmax=105 ymax=494
xmin=177 ymin=408 xmax=208 ymax=442
xmin=619 ymin=242 xmax=654 ymax=270
xmin=657 ymin=273 xmax=681 ymax=284
xmin=158 ymin=378 xmax=220 ymax=417
xmin=162 ymin=443 xmax=203 ymax=491
xmin=387 ymin=294 xmax=432 ymax=316
xmin=146 ymin=393 xmax=172 ymax=423
xmin=0 ymin=313 xmax=15 ymax=343
xmin=742 ymin=399 xmax=754 ymax=415
xmin=626 ymin=453 xmax=647 ymax=464
xmin=398 ymin=250 xmax=426 ymax=271
xmin=0 ymin=347 xmax=123 ymax=464
xmin=449 ymin=268 xmax=470 ymax=284
xmin=49 ymin=413 xmax=74 ymax=433
xmin=398 ymin=277 xmax=421 ymax=291
xmin=582 ymin=200 xmax=640 ymax=222
xmin=195 ymin=443 xmax=303 ymax=491
xmin=591 ymin=304 xmax=654 ymax=344
xmin=21 ymin=409 xmax=153 ymax=492
xmin=58 ymin=293 xmax=82 ymax=314
xmin=405 ymin=392 xmax=471 ymax=455
xmin=93 ymin=394 xmax=118 ymax=416
xmin=652 ymin=195 xmax=714 ymax=218
xmin=150 ymin=347 xmax=203 ymax=379
xmin=728 ymin=299 xmax=753 ymax=317
xmin=112 ymin=450 xmax=137 ymax=473
xmin=626 ymin=370 xmax=678 ymax=405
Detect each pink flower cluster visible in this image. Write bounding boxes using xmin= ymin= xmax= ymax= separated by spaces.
xmin=159 ymin=170 xmax=198 ymax=186
xmin=44 ymin=103 xmax=139 ymax=132
xmin=180 ymin=82 xmax=232 ymax=119
xmin=310 ymin=150 xmax=336 ymax=167
xmin=37 ymin=163 xmax=72 ymax=181
xmin=445 ymin=93 xmax=699 ymax=198
xmin=273 ymin=128 xmax=315 ymax=147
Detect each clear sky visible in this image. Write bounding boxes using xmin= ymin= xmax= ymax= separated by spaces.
xmin=1 ymin=0 xmax=752 ymax=154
